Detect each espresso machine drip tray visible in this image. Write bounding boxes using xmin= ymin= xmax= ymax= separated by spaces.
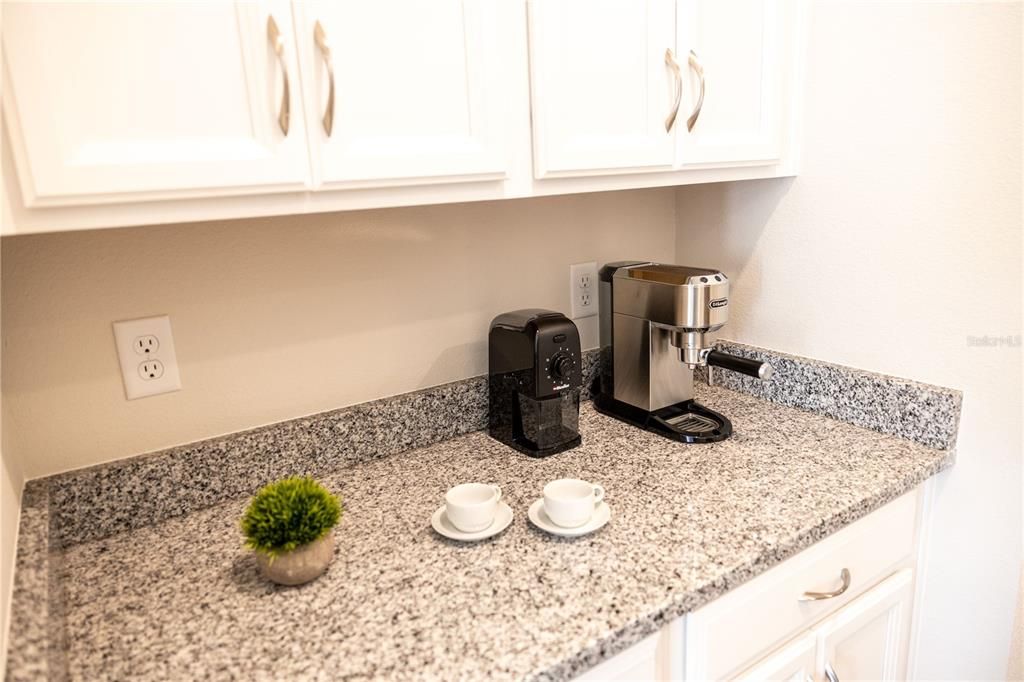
xmin=664 ymin=412 xmax=720 ymax=433
xmin=593 ymin=394 xmax=732 ymax=443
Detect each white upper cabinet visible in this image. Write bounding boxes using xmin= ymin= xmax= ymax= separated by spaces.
xmin=527 ymin=0 xmax=797 ymax=179
xmin=292 ymin=0 xmax=508 ymax=188
xmin=676 ymin=0 xmax=789 ymax=166
xmin=527 ymin=0 xmax=679 ymax=177
xmin=1 ymin=0 xmax=806 ymax=233
xmin=2 ymin=1 xmax=311 ymax=207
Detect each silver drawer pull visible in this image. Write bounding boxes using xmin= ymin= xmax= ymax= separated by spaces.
xmin=825 ymin=661 xmax=840 ymax=682
xmin=313 ymin=20 xmax=335 ymax=136
xmin=686 ymin=49 xmax=704 ymax=132
xmin=799 ymin=568 xmax=851 ymax=601
xmin=267 ymin=15 xmax=291 ymax=136
xmin=664 ymin=48 xmax=682 ymax=132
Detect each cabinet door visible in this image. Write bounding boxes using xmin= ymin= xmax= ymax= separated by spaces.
xmin=734 ymin=632 xmax=817 ymax=682
xmin=2 ymin=1 xmax=311 ymax=207
xmin=683 ymin=492 xmax=918 ymax=681
xmin=574 ymin=621 xmax=682 ymax=682
xmin=675 ymin=0 xmax=790 ymax=165
xmin=293 ymin=0 xmax=507 ymax=188
xmin=528 ymin=0 xmax=678 ymax=178
xmin=815 ymin=569 xmax=914 ymax=682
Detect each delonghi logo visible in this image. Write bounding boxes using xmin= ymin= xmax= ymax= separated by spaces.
xmin=710 ymin=298 xmax=728 ymax=309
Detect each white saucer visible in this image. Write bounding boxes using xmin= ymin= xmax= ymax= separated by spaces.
xmin=528 ymin=498 xmax=611 ymax=537
xmin=431 ymin=502 xmax=514 ymax=542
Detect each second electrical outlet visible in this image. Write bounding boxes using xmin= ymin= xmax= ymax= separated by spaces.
xmin=112 ymin=315 xmax=182 ymax=400
xmin=569 ymin=262 xmax=599 ymax=319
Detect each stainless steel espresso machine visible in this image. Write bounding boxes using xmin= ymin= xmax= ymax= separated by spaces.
xmin=594 ymin=261 xmax=773 ymax=443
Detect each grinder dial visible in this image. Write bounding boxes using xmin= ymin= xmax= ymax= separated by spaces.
xmin=549 ymin=352 xmax=575 ymax=380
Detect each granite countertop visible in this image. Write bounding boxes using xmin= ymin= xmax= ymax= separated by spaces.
xmin=51 ymin=382 xmax=954 ymax=681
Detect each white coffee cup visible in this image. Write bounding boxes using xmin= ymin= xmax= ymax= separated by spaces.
xmin=444 ymin=483 xmax=502 ymax=532
xmin=542 ymin=478 xmax=605 ymax=528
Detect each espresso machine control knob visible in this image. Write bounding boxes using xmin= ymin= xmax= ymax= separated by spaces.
xmin=550 ymin=352 xmax=575 ymax=380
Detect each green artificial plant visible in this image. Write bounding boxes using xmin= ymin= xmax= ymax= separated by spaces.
xmin=242 ymin=476 xmax=341 ymax=557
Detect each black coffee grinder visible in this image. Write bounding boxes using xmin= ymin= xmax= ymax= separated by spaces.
xmin=488 ymin=309 xmax=582 ymax=457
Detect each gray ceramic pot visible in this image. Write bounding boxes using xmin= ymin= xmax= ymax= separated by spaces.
xmin=256 ymin=532 xmax=335 ymax=586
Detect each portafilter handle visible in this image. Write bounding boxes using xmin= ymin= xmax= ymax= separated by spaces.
xmin=706 ymin=350 xmax=773 ymax=381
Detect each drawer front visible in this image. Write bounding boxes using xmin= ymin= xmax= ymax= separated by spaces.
xmin=576 ymin=619 xmax=682 ymax=682
xmin=575 ymin=630 xmax=661 ymax=682
xmin=685 ymin=489 xmax=919 ymax=681
xmin=733 ymin=631 xmax=817 ymax=682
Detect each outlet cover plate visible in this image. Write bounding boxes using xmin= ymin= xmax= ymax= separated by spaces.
xmin=570 ymin=262 xmax=599 ymax=319
xmin=112 ymin=315 xmax=182 ymax=400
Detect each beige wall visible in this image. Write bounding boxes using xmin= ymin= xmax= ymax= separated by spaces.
xmin=1 ymin=1 xmax=21 ymax=657
xmin=2 ymin=189 xmax=675 ymax=479
xmin=1 ymin=222 xmax=18 ymax=680
xmin=1011 ymin=565 xmax=1023 ymax=680
xmin=675 ymin=2 xmax=1022 ymax=677
xmin=0 ymin=446 xmax=19 ymax=681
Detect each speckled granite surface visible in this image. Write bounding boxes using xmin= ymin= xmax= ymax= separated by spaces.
xmin=5 ymin=482 xmax=53 ymax=682
xmin=37 ymin=341 xmax=958 ymax=551
xmin=44 ymin=350 xmax=603 ymax=550
xmin=6 ymin=343 xmax=963 ymax=681
xmin=710 ymin=340 xmax=962 ymax=450
xmin=27 ymin=385 xmax=953 ymax=682
xmin=46 ymin=374 xmax=490 ymax=549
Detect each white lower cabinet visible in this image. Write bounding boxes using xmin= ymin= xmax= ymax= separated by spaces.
xmin=735 ymin=569 xmax=915 ymax=682
xmin=573 ymin=489 xmax=924 ymax=682
xmin=813 ymin=569 xmax=914 ymax=682
xmin=734 ymin=632 xmax=817 ymax=682
xmin=576 ymin=620 xmax=683 ymax=682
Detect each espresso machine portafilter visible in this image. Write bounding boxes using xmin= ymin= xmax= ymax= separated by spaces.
xmin=594 ymin=262 xmax=773 ymax=443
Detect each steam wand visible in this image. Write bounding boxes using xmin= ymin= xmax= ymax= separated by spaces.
xmin=705 ymin=350 xmax=773 ymax=381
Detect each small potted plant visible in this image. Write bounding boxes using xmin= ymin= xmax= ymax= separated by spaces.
xmin=241 ymin=476 xmax=342 ymax=586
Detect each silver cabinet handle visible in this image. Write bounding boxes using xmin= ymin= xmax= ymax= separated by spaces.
xmin=686 ymin=49 xmax=705 ymax=132
xmin=313 ymin=20 xmax=335 ymax=136
xmin=825 ymin=662 xmax=840 ymax=682
xmin=664 ymin=48 xmax=682 ymax=132
xmin=267 ymin=15 xmax=290 ymax=136
xmin=799 ymin=568 xmax=851 ymax=602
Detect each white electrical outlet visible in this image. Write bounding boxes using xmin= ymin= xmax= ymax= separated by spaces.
xmin=133 ymin=335 xmax=159 ymax=355
xmin=138 ymin=360 xmax=165 ymax=380
xmin=113 ymin=315 xmax=182 ymax=400
xmin=570 ymin=262 xmax=599 ymax=319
